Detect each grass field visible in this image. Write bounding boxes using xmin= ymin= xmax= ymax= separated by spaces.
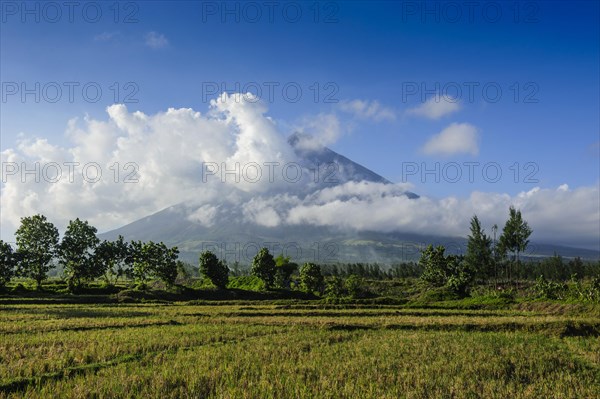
xmin=1 ymin=298 xmax=599 ymax=398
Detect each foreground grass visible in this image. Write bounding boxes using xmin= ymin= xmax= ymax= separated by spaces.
xmin=0 ymin=303 xmax=599 ymax=398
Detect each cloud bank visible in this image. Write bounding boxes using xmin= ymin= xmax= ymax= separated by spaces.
xmin=1 ymin=93 xmax=297 ymax=235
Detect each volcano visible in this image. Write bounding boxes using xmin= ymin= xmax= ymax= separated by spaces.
xmin=101 ymin=134 xmax=599 ymax=264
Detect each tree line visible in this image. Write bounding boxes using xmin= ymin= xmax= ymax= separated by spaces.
xmin=419 ymin=206 xmax=539 ymax=295
xmin=0 ymin=213 xmax=327 ymax=294
xmin=319 ymin=256 xmax=598 ymax=281
xmin=200 ymin=248 xmax=326 ymax=294
xmin=0 ymin=215 xmax=179 ymax=291
xmin=1 ymin=208 xmax=598 ymax=295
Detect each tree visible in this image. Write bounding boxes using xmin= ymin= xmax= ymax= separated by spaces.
xmin=419 ymin=245 xmax=473 ymax=295
xmin=176 ymin=260 xmax=194 ymax=283
xmin=129 ymin=241 xmax=179 ymax=287
xmin=274 ymin=254 xmax=298 ymax=289
xmin=499 ymin=206 xmax=533 ymax=283
xmin=345 ymin=274 xmax=365 ymax=298
xmin=251 ymin=247 xmax=276 ymax=290
xmin=463 ymin=215 xmax=493 ymax=281
xmin=0 ymin=240 xmax=17 ymax=288
xmin=491 ymin=223 xmax=499 ymax=284
xmin=151 ymin=242 xmax=179 ymax=287
xmin=199 ymin=250 xmax=229 ymax=289
xmin=419 ymin=245 xmax=449 ymax=286
xmin=94 ymin=236 xmax=131 ymax=285
xmin=299 ymin=262 xmax=324 ymax=293
xmin=325 ymin=275 xmax=345 ymax=299
xmin=445 ymin=254 xmax=472 ymax=296
xmin=15 ymin=214 xmax=59 ymax=289
xmin=130 ymin=240 xmax=150 ymax=285
xmin=59 ymin=218 xmax=100 ymax=290
xmin=568 ymin=257 xmax=585 ymax=278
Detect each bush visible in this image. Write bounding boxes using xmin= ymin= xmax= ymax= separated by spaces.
xmin=133 ymin=282 xmax=148 ymax=291
xmin=418 ymin=286 xmax=462 ymax=302
xmin=12 ymin=283 xmax=27 ymax=292
xmin=533 ymin=275 xmax=567 ymax=300
xmin=492 ymin=288 xmax=516 ymax=300
xmin=227 ymin=276 xmax=266 ymax=291
xmin=566 ymin=277 xmax=600 ymax=302
xmin=446 ymin=271 xmax=472 ymax=297
xmin=419 ymin=245 xmax=473 ymax=295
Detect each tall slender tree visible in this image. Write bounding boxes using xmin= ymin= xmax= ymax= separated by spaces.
xmin=491 ymin=224 xmax=498 ymax=285
xmin=499 ymin=206 xmax=532 ymax=284
xmin=463 ymin=215 xmax=493 ymax=281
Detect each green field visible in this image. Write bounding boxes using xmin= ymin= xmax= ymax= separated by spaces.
xmin=1 ymin=299 xmax=599 ymax=398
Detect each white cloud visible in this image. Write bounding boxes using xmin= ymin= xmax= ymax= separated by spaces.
xmin=268 ymin=182 xmax=598 ymax=249
xmin=292 ymin=113 xmax=342 ymax=150
xmin=338 ymin=99 xmax=396 ymax=122
xmin=407 ymin=95 xmax=461 ymax=119
xmin=145 ymin=31 xmax=169 ymax=49
xmin=94 ymin=31 xmax=120 ymax=42
xmin=242 ymin=198 xmax=282 ymax=227
xmin=187 ymin=205 xmax=219 ymax=227
xmin=291 ymin=98 xmax=395 ymax=151
xmin=0 ymin=94 xmax=297 ymax=236
xmin=422 ymin=122 xmax=479 ymax=156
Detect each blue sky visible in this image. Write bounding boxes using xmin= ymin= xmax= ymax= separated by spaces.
xmin=1 ymin=1 xmax=599 ymax=247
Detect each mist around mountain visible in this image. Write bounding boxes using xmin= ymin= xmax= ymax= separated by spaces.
xmin=101 ymin=133 xmax=421 ymax=263
xmin=102 ymin=133 xmax=599 ymax=264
